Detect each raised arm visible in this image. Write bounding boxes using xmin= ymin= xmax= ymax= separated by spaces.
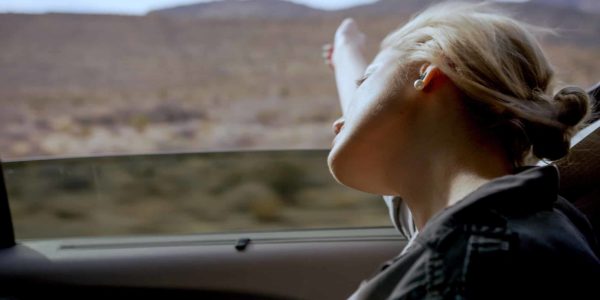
xmin=325 ymin=18 xmax=369 ymax=115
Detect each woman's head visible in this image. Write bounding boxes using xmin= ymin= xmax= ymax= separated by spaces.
xmin=328 ymin=2 xmax=591 ymax=194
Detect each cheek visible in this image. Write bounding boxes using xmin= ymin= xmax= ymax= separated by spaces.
xmin=327 ymin=62 xmax=415 ymax=193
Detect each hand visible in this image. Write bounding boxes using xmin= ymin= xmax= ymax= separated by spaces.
xmin=322 ymin=18 xmax=367 ymax=70
xmin=325 ymin=18 xmax=369 ymax=116
xmin=334 ymin=18 xmax=367 ymax=50
xmin=322 ymin=43 xmax=334 ymax=70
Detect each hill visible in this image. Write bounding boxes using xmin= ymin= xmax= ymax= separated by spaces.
xmin=531 ymin=0 xmax=600 ymax=14
xmin=148 ymin=0 xmax=324 ymax=19
xmin=0 ymin=0 xmax=598 ymax=159
xmin=149 ymin=0 xmax=600 ymax=19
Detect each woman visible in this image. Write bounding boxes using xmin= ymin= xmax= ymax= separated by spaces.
xmin=323 ymin=2 xmax=599 ymax=299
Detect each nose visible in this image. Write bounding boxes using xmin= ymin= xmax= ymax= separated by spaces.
xmin=333 ymin=118 xmax=345 ymax=135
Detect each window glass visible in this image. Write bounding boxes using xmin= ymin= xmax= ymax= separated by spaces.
xmin=4 ymin=151 xmax=389 ymax=239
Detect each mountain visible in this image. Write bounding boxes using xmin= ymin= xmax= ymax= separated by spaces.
xmin=149 ymin=0 xmax=600 ymax=20
xmin=1 ymin=0 xmax=597 ymax=97
xmin=337 ymin=0 xmax=433 ymax=17
xmin=339 ymin=0 xmax=600 ymax=17
xmin=333 ymin=0 xmax=600 ymax=47
xmin=0 ymin=0 xmax=598 ymax=159
xmin=148 ymin=0 xmax=324 ymax=19
xmin=531 ymin=0 xmax=600 ymax=14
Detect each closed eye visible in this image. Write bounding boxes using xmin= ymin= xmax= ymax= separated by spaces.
xmin=357 ymin=65 xmax=377 ymax=87
xmin=356 ymin=75 xmax=368 ymax=87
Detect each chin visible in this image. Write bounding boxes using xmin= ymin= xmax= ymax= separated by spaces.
xmin=327 ymin=148 xmax=344 ymax=184
xmin=327 ymin=147 xmax=388 ymax=195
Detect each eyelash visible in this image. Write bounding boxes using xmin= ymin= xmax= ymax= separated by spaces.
xmin=356 ymin=75 xmax=368 ymax=87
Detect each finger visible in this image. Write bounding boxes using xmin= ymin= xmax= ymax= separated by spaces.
xmin=323 ymin=55 xmax=334 ymax=68
xmin=322 ymin=44 xmax=335 ymax=70
xmin=322 ymin=50 xmax=333 ymax=67
xmin=322 ymin=44 xmax=334 ymax=58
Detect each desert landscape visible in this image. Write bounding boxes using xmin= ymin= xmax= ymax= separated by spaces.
xmin=1 ymin=0 xmax=598 ymax=160
xmin=1 ymin=0 xmax=598 ymax=239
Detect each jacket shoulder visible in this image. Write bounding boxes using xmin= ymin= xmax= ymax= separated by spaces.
xmin=387 ymin=224 xmax=515 ymax=299
xmin=390 ymin=204 xmax=600 ymax=299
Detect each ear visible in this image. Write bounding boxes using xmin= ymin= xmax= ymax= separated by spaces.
xmin=420 ymin=64 xmax=441 ymax=90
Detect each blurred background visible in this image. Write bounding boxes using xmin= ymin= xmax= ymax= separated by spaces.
xmin=1 ymin=0 xmax=598 ymax=160
xmin=1 ymin=0 xmax=598 ymax=239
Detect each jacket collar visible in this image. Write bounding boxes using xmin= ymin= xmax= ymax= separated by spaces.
xmin=416 ymin=164 xmax=560 ymax=243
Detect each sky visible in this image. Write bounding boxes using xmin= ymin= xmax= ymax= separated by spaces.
xmin=0 ymin=0 xmax=382 ymax=15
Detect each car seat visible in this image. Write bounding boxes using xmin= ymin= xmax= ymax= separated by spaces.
xmin=557 ymin=82 xmax=600 ymax=244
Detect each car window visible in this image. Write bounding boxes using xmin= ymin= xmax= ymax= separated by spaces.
xmin=3 ymin=151 xmax=389 ymax=239
xmin=1 ymin=0 xmax=598 ymax=239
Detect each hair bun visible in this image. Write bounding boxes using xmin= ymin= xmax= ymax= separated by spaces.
xmin=528 ymin=122 xmax=570 ymax=161
xmin=554 ymin=86 xmax=590 ymax=127
xmin=526 ymin=86 xmax=591 ymax=161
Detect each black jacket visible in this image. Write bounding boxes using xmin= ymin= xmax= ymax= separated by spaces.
xmin=352 ymin=165 xmax=600 ymax=299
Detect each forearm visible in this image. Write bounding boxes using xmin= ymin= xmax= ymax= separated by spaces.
xmin=334 ymin=43 xmax=368 ymax=115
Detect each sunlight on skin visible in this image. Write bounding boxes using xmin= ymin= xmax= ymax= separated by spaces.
xmin=326 ymin=19 xmax=514 ymax=230
xmin=329 ymin=51 xmax=512 ymax=229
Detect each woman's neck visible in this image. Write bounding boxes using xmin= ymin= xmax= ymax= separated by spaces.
xmin=394 ymin=137 xmax=513 ymax=231
xmin=410 ymin=172 xmax=496 ymax=230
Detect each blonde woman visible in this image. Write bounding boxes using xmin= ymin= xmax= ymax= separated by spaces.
xmin=324 ymin=2 xmax=599 ymax=299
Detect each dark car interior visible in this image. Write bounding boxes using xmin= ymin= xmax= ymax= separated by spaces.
xmin=557 ymin=82 xmax=600 ymax=243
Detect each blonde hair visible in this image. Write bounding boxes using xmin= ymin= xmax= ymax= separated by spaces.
xmin=382 ymin=2 xmax=591 ymax=167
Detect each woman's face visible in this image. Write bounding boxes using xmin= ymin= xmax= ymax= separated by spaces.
xmin=328 ymin=48 xmax=425 ymax=195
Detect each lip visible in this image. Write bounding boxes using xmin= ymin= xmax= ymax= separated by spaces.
xmin=332 ymin=126 xmax=344 ymax=146
xmin=332 ymin=118 xmax=345 ymax=146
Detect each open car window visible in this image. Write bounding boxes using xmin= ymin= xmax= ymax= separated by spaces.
xmin=3 ymin=150 xmax=389 ymax=240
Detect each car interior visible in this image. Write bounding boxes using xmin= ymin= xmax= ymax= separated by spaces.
xmin=0 ymin=83 xmax=598 ymax=300
xmin=1 ymin=0 xmax=599 ymax=297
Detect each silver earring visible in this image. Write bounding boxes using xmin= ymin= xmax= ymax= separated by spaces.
xmin=414 ymin=79 xmax=425 ymax=90
xmin=414 ymin=73 xmax=427 ymax=91
xmin=414 ymin=73 xmax=426 ymax=91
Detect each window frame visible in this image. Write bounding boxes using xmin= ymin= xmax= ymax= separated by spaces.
xmin=0 ymin=161 xmax=16 ymax=248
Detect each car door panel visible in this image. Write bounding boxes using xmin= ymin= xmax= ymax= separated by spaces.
xmin=0 ymin=228 xmax=406 ymax=300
